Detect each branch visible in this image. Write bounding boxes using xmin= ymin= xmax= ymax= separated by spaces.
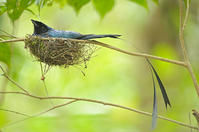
xmin=0 ymin=37 xmax=186 ymax=67
xmin=0 ymin=91 xmax=198 ymax=130
xmin=36 ymin=99 xmax=77 ymax=116
xmin=192 ymin=109 xmax=199 ymax=127
xmin=88 ymin=40 xmax=186 ymax=67
xmin=179 ymin=0 xmax=199 ymax=96
xmin=0 ymin=108 xmax=30 ymax=117
xmin=0 ymin=65 xmax=30 ymax=94
xmin=0 ymin=38 xmax=24 ymax=43
xmin=2 ymin=100 xmax=78 ymax=128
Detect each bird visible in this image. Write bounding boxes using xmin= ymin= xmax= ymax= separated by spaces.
xmin=31 ymin=19 xmax=121 ymax=40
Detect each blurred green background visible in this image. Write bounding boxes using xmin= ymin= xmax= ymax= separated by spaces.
xmin=0 ymin=0 xmax=199 ymax=131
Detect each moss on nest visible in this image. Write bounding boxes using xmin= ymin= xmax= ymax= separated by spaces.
xmin=24 ymin=35 xmax=97 ymax=67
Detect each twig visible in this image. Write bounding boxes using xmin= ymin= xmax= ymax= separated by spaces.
xmin=179 ymin=0 xmax=199 ymax=96
xmin=192 ymin=109 xmax=199 ymax=128
xmin=0 ymin=65 xmax=30 ymax=94
xmin=0 ymin=108 xmax=30 ymax=117
xmin=0 ymin=37 xmax=186 ymax=67
xmin=36 ymin=99 xmax=77 ymax=116
xmin=88 ymin=40 xmax=186 ymax=67
xmin=0 ymin=38 xmax=24 ymax=43
xmin=182 ymin=0 xmax=190 ymax=31
xmin=0 ymin=29 xmax=17 ymax=38
xmin=2 ymin=100 xmax=78 ymax=128
xmin=0 ymin=91 xmax=198 ymax=130
xmin=39 ymin=62 xmax=54 ymax=106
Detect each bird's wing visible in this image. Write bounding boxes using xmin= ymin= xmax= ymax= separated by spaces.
xmin=47 ymin=30 xmax=83 ymax=39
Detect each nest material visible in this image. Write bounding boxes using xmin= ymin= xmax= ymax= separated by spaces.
xmin=24 ymin=35 xmax=97 ymax=67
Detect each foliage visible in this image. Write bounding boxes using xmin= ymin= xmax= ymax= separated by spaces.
xmin=92 ymin=0 xmax=115 ymax=18
xmin=129 ymin=0 xmax=148 ymax=9
xmin=68 ymin=0 xmax=90 ymax=13
xmin=0 ymin=0 xmax=190 ymax=23
xmin=4 ymin=0 xmax=35 ymax=22
xmin=0 ymin=0 xmax=156 ymax=23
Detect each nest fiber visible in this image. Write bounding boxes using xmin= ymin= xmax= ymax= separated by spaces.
xmin=25 ymin=35 xmax=96 ymax=67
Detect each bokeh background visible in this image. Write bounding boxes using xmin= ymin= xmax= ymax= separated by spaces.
xmin=0 ymin=0 xmax=199 ymax=131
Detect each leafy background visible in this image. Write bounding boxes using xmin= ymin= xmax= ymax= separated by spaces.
xmin=0 ymin=0 xmax=199 ymax=131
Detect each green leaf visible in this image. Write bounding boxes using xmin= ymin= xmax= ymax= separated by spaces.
xmin=129 ymin=0 xmax=148 ymax=9
xmin=25 ymin=8 xmax=36 ymax=16
xmin=0 ymin=2 xmax=6 ymax=16
xmin=0 ymin=44 xmax=11 ymax=68
xmin=68 ymin=0 xmax=90 ymax=13
xmin=6 ymin=0 xmax=35 ymax=22
xmin=36 ymin=0 xmax=52 ymax=14
xmin=92 ymin=0 xmax=114 ymax=18
xmin=152 ymin=0 xmax=159 ymax=5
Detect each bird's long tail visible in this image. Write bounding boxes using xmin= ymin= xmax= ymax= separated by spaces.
xmin=77 ymin=34 xmax=121 ymax=40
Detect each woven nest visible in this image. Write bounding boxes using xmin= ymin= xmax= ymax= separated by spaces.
xmin=24 ymin=35 xmax=97 ymax=67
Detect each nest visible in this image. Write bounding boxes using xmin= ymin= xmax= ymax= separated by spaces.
xmin=24 ymin=35 xmax=97 ymax=67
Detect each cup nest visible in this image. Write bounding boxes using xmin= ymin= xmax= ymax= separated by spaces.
xmin=24 ymin=35 xmax=97 ymax=67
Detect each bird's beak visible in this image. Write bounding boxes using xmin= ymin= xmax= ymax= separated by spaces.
xmin=31 ymin=19 xmax=37 ymax=26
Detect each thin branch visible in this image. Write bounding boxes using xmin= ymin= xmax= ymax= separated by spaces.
xmin=179 ymin=0 xmax=199 ymax=96
xmin=0 ymin=29 xmax=17 ymax=38
xmin=0 ymin=108 xmax=30 ymax=117
xmin=88 ymin=40 xmax=186 ymax=67
xmin=0 ymin=65 xmax=30 ymax=94
xmin=2 ymin=100 xmax=78 ymax=128
xmin=179 ymin=0 xmax=189 ymax=60
xmin=39 ymin=62 xmax=54 ymax=106
xmin=36 ymin=99 xmax=77 ymax=116
xmin=0 ymin=91 xmax=198 ymax=130
xmin=0 ymin=37 xmax=186 ymax=67
xmin=192 ymin=109 xmax=199 ymax=127
xmin=0 ymin=38 xmax=24 ymax=43
xmin=182 ymin=0 xmax=190 ymax=31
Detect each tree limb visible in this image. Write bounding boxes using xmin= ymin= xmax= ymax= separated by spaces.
xmin=179 ymin=0 xmax=199 ymax=96
xmin=0 ymin=91 xmax=198 ymax=130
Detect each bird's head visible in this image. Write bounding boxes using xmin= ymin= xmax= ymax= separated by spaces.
xmin=31 ymin=19 xmax=52 ymax=35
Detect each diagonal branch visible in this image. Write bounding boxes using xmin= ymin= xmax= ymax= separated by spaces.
xmin=0 ymin=65 xmax=30 ymax=94
xmin=2 ymin=100 xmax=78 ymax=128
xmin=88 ymin=40 xmax=186 ymax=66
xmin=0 ymin=108 xmax=30 ymax=117
xmin=36 ymin=99 xmax=78 ymax=116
